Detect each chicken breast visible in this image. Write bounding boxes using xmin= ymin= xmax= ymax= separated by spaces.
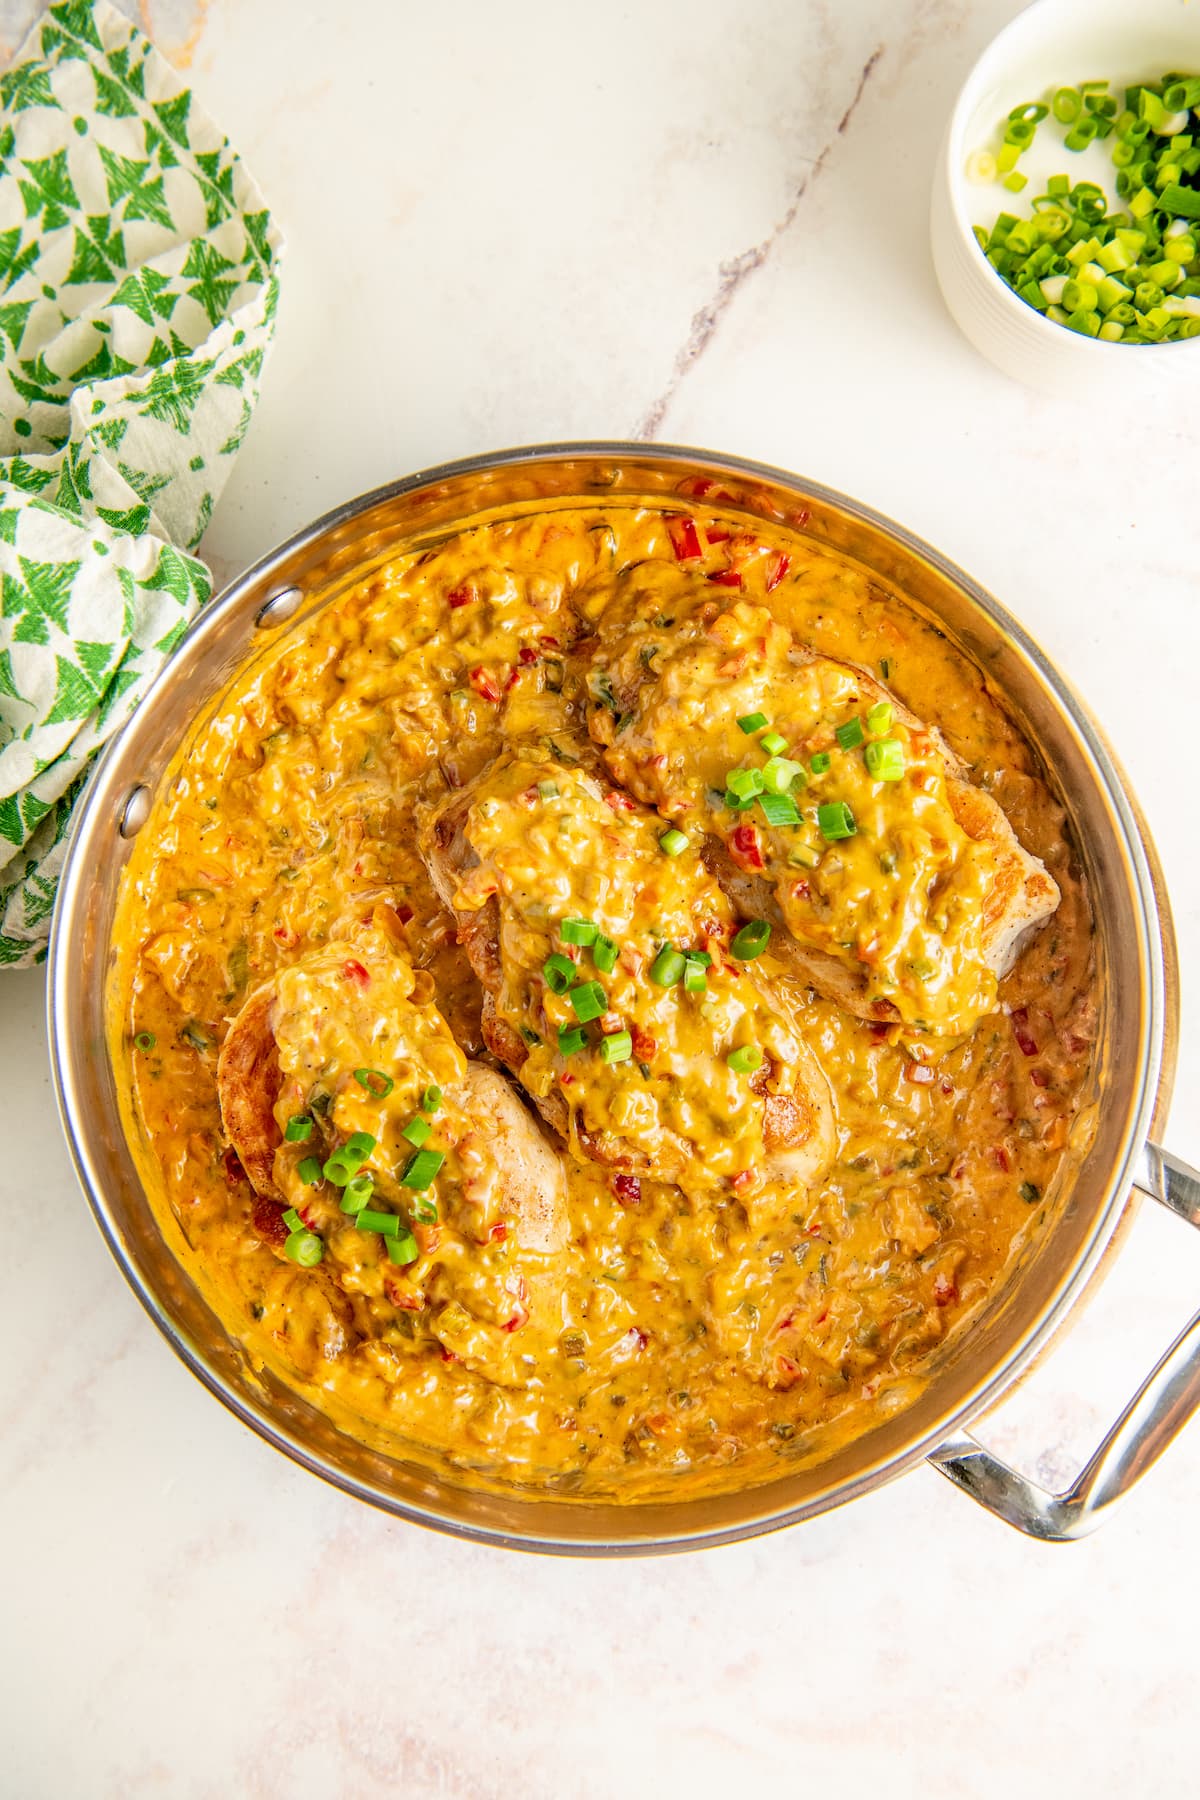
xmin=579 ymin=583 xmax=1058 ymax=1035
xmin=217 ymin=927 xmax=568 ymax=1256
xmin=420 ymin=748 xmax=835 ymax=1204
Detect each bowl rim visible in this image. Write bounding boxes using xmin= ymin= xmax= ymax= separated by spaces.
xmin=47 ymin=439 xmax=1171 ymax=1554
xmin=941 ymin=0 xmax=1200 ymax=359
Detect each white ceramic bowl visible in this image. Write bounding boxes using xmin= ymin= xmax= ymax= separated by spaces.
xmin=931 ymin=0 xmax=1200 ymax=396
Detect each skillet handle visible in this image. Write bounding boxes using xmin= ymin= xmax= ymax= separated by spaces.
xmin=926 ymin=1141 xmax=1200 ymax=1541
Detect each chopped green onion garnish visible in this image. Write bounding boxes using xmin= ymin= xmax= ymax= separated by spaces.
xmin=402 ymin=1147 xmax=445 ymax=1190
xmin=133 ymin=1031 xmax=156 ymax=1052
xmin=421 ymin=1084 xmax=442 ymax=1113
xmin=649 ymin=945 xmax=687 ymax=986
xmin=835 ymin=717 xmax=865 ymax=751
xmin=401 ymin=1116 xmax=432 ymax=1148
xmin=726 ymin=1045 xmax=763 ymax=1074
xmin=357 ymin=1207 xmax=400 ymax=1238
xmin=724 ymin=789 xmax=755 ymax=811
xmin=737 ymin=712 xmax=768 ymax=733
xmin=758 ymin=792 xmax=800 ymax=828
xmin=284 ymin=1115 xmax=314 ymax=1143
xmin=599 ymin=1030 xmax=633 ymax=1065
xmin=537 ymin=780 xmax=559 ymax=799
xmin=866 ymin=701 xmax=894 ymax=734
xmin=762 ymin=755 xmax=805 ymax=794
xmin=353 ymin=1067 xmax=394 ymax=1098
xmin=686 ymin=949 xmax=712 ymax=968
xmin=726 ymin=766 xmax=765 ymax=801
xmin=322 ymin=1131 xmax=376 ymax=1186
xmin=817 ymin=801 xmax=857 ymax=841
xmin=558 ymin=1024 xmax=588 ymax=1056
xmin=560 ymin=918 xmax=598 ymax=946
xmin=410 ymin=1196 xmax=437 ymax=1225
xmin=341 ymin=1174 xmax=374 ymax=1214
xmin=543 ymin=952 xmax=577 ymax=994
xmin=593 ymin=934 xmax=619 ymax=973
xmin=683 ymin=959 xmax=707 ymax=995
xmin=568 ymin=979 xmax=607 ymax=1021
xmin=730 ymin=920 xmax=771 ymax=960
xmin=864 ymin=738 xmax=906 ymax=781
xmin=659 ymin=827 xmax=689 ymax=856
xmin=282 ymin=1207 xmax=305 ymax=1232
xmin=298 ymin=1156 xmax=324 ymax=1186
xmin=284 ymin=1229 xmax=324 ymax=1267
xmin=760 ymin=730 xmax=787 ymax=757
xmin=810 ymin=752 xmax=831 ymax=775
xmin=387 ymin=1228 xmax=420 ymax=1265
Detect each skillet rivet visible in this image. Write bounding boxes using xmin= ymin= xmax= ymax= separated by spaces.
xmin=118 ymin=784 xmax=151 ymax=839
xmin=255 ymin=585 xmax=303 ymax=629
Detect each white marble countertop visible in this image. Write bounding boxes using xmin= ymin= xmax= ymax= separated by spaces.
xmin=4 ymin=1 xmax=1200 ymax=1793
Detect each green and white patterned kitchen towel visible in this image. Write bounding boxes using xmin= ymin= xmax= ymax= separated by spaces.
xmin=0 ymin=0 xmax=282 ymax=967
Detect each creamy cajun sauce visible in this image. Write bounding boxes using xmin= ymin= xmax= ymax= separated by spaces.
xmin=110 ymin=502 xmax=1098 ymax=1500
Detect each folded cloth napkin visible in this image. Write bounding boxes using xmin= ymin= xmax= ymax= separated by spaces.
xmin=0 ymin=0 xmax=282 ymax=967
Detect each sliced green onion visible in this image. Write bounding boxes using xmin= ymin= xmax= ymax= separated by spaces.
xmin=282 ymin=1207 xmax=305 ymax=1232
xmin=726 ymin=1045 xmax=763 ymax=1074
xmin=411 ymin=1195 xmax=438 ymax=1224
xmin=568 ymin=980 xmax=607 ymax=1021
xmin=284 ymin=1229 xmax=324 ymax=1267
xmin=560 ymin=917 xmax=598 ymax=946
xmin=810 ymin=752 xmax=831 ymax=775
xmin=133 ymin=1031 xmax=156 ymax=1052
xmin=558 ymin=1024 xmax=588 ymax=1056
xmin=817 ymin=801 xmax=857 ymax=841
xmin=298 ymin=1156 xmax=324 ymax=1186
xmin=659 ymin=827 xmax=689 ymax=856
xmin=649 ymin=946 xmax=686 ymax=986
xmin=354 ymin=1067 xmax=394 ymax=1098
xmin=1161 ymin=181 xmax=1200 ymax=219
xmin=357 ymin=1207 xmax=400 ymax=1238
xmin=421 ymin=1084 xmax=442 ymax=1113
xmin=401 ymin=1148 xmax=445 ymax=1190
xmin=401 ymin=1116 xmax=432 ymax=1148
xmin=341 ymin=1174 xmax=374 ymax=1214
xmin=724 ymin=788 xmax=754 ymax=811
xmin=387 ymin=1228 xmax=420 ymax=1265
xmin=543 ymin=952 xmax=577 ymax=994
xmin=864 ymin=738 xmax=906 ymax=781
xmin=730 ymin=920 xmax=771 ymax=960
xmin=866 ymin=701 xmax=894 ymax=734
xmin=737 ymin=711 xmax=768 ymax=734
xmin=323 ymin=1132 xmax=376 ymax=1187
xmin=1052 ymin=87 xmax=1081 ymax=123
xmin=683 ymin=958 xmax=707 ymax=995
xmin=599 ymin=1030 xmax=633 ymax=1065
xmin=284 ymin=1114 xmax=314 ymax=1143
xmin=537 ymin=780 xmax=559 ymax=799
xmin=726 ymin=766 xmax=765 ymax=801
xmin=593 ymin=934 xmax=619 ymax=973
xmin=759 ymin=730 xmax=787 ymax=757
xmin=763 ymin=755 xmax=805 ymax=794
xmin=835 ymin=716 xmax=865 ymax=750
xmin=758 ymin=792 xmax=800 ymax=828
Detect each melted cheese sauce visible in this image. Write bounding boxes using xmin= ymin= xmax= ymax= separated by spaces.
xmin=110 ymin=502 xmax=1098 ymax=1501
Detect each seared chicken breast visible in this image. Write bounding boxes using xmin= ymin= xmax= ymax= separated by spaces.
xmin=579 ymin=582 xmax=1058 ymax=1035
xmin=217 ymin=927 xmax=570 ymax=1383
xmin=420 ymin=749 xmax=835 ymax=1204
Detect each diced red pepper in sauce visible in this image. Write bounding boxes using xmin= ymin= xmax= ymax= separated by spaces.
xmin=387 ymin=1284 xmax=426 ymax=1312
xmin=518 ymin=646 xmax=539 ymax=665
xmin=342 ymin=959 xmax=370 ymax=989
xmin=704 ymin=522 xmax=731 ymax=545
xmin=729 ymin=823 xmax=766 ymax=872
xmin=631 ymin=1024 xmax=657 ymax=1063
xmin=991 ymin=1145 xmax=1011 ymax=1172
xmin=667 ymin=516 xmax=703 ymax=562
xmin=488 ymin=1221 xmax=508 ymax=1243
xmin=933 ymin=1272 xmax=958 ymax=1307
xmin=766 ymin=552 xmax=791 ymax=592
xmin=1010 ymin=1007 xmax=1039 ymax=1057
xmin=612 ymin=1174 xmax=642 ymax=1206
xmin=604 ymin=789 xmax=636 ymax=813
xmin=905 ymin=1061 xmax=935 ymax=1086
xmin=395 ymin=903 xmax=414 ymax=926
xmin=707 ymin=568 xmax=742 ymax=588
xmin=252 ymin=1196 xmax=289 ymax=1247
xmin=504 ymin=668 xmax=520 ymax=692
xmin=447 ymin=584 xmax=474 ymax=609
xmin=469 ymin=666 xmax=501 ymax=703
